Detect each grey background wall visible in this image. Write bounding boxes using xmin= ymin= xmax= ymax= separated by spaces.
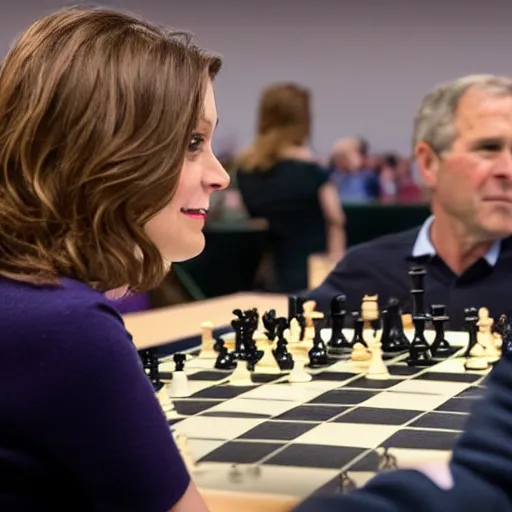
xmin=1 ymin=0 xmax=512 ymax=156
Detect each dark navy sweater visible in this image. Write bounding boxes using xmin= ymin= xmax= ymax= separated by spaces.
xmin=307 ymin=227 xmax=512 ymax=330
xmin=0 ymin=277 xmax=189 ymax=511
xmin=294 ymin=348 xmax=512 ymax=511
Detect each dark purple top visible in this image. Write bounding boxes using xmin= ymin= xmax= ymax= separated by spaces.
xmin=0 ymin=277 xmax=189 ymax=511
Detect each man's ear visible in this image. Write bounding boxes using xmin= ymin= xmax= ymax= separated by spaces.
xmin=415 ymin=141 xmax=441 ymax=189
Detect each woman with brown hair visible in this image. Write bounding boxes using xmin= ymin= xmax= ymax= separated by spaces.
xmin=235 ymin=83 xmax=345 ymax=293
xmin=0 ymin=6 xmax=228 ymax=511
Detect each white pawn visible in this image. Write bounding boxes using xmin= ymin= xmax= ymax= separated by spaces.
xmin=288 ymin=358 xmax=312 ymax=383
xmin=170 ymin=371 xmax=190 ymax=397
xmin=229 ymin=360 xmax=253 ymax=386
xmin=366 ymin=340 xmax=390 ymax=380
xmin=156 ymin=382 xmax=179 ymax=419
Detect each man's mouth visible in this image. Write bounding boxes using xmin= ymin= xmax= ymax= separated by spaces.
xmin=180 ymin=208 xmax=208 ymax=220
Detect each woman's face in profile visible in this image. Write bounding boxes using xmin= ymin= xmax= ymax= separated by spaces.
xmin=144 ymin=81 xmax=230 ymax=263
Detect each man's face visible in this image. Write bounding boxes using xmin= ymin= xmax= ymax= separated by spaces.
xmin=420 ymin=88 xmax=512 ymax=240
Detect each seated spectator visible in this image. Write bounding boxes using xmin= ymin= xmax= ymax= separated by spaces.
xmin=329 ymin=137 xmax=380 ymax=202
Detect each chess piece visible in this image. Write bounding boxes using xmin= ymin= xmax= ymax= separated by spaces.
xmin=366 ymin=338 xmax=390 ymax=380
xmin=308 ymin=315 xmax=329 ymax=367
xmin=287 ymin=295 xmax=305 ymax=322
xmin=254 ymin=341 xmax=281 ymax=374
xmin=228 ymin=359 xmax=254 ymax=386
xmin=381 ymin=298 xmax=410 ymax=352
xmin=350 ymin=313 xmax=371 ymax=362
xmin=464 ymin=308 xmax=492 ymax=370
xmin=476 ymin=307 xmax=500 ymax=361
xmin=302 ymin=300 xmax=322 ymax=341
xmin=273 ymin=317 xmax=294 ymax=370
xmin=156 ymin=382 xmax=178 ymax=419
xmin=170 ymin=353 xmax=190 ymax=397
xmin=377 ymin=447 xmax=398 ymax=471
xmin=288 ymin=357 xmax=312 ymax=383
xmin=262 ymin=309 xmax=278 ymax=341
xmin=406 ymin=315 xmax=435 ymax=366
xmin=337 ymin=471 xmax=357 ymax=494
xmin=430 ymin=304 xmax=454 ymax=357
xmin=198 ymin=321 xmax=216 ymax=359
xmin=361 ymin=295 xmax=381 ymax=346
xmin=327 ymin=294 xmax=352 ymax=353
xmin=214 ymin=341 xmax=237 ymax=370
xmin=408 ymin=266 xmax=427 ymax=316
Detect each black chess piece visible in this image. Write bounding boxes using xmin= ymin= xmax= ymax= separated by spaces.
xmin=408 ymin=266 xmax=427 ymax=316
xmin=231 ymin=317 xmax=247 ymax=360
xmin=464 ymin=309 xmax=479 ymax=358
xmin=308 ymin=316 xmax=329 ymax=367
xmin=214 ymin=342 xmax=236 ymax=370
xmin=262 ymin=309 xmax=278 ymax=341
xmin=430 ymin=304 xmax=454 ymax=357
xmin=287 ymin=295 xmax=305 ymax=322
xmin=377 ymin=447 xmax=398 ymax=471
xmin=141 ymin=348 xmax=162 ymax=391
xmin=337 ymin=471 xmax=357 ymax=494
xmin=213 ymin=337 xmax=224 ymax=353
xmin=406 ymin=315 xmax=435 ymax=366
xmin=173 ymin=353 xmax=186 ymax=372
xmin=350 ymin=312 xmax=368 ymax=348
xmin=328 ymin=294 xmax=352 ymax=354
xmin=273 ymin=317 xmax=294 ymax=370
xmin=379 ymin=298 xmax=409 ymax=353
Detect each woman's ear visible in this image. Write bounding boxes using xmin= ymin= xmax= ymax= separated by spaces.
xmin=415 ymin=141 xmax=440 ymax=190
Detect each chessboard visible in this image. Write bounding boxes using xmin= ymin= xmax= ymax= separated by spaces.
xmin=142 ymin=295 xmax=499 ymax=501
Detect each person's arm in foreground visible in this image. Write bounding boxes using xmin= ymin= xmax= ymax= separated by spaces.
xmin=293 ymin=351 xmax=512 ymax=512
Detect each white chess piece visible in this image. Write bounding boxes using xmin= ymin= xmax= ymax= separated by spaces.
xmin=156 ymin=382 xmax=179 ymax=418
xmin=170 ymin=370 xmax=190 ymax=397
xmin=288 ymin=358 xmax=312 ymax=383
xmin=366 ymin=340 xmax=390 ymax=380
xmin=198 ymin=321 xmax=217 ymax=359
xmin=253 ymin=342 xmax=281 ymax=374
xmin=229 ymin=360 xmax=253 ymax=386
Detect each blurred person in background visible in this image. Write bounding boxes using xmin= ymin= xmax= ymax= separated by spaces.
xmin=234 ymin=83 xmax=346 ymax=293
xmin=329 ymin=137 xmax=380 ymax=202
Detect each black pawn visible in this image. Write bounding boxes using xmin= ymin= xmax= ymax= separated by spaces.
xmin=382 ymin=298 xmax=410 ymax=352
xmin=464 ymin=310 xmax=479 ymax=358
xmin=173 ymin=353 xmax=186 ymax=371
xmin=308 ymin=316 xmax=329 ymax=367
xmin=430 ymin=304 xmax=454 ymax=357
xmin=406 ymin=315 xmax=435 ymax=366
xmin=273 ymin=317 xmax=294 ymax=370
xmin=350 ymin=313 xmax=368 ymax=348
xmin=328 ymin=294 xmax=351 ymax=353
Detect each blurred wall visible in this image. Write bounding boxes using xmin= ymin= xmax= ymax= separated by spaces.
xmin=1 ymin=0 xmax=512 ymax=156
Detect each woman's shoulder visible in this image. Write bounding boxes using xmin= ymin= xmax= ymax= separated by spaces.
xmin=0 ymin=276 xmax=131 ymax=354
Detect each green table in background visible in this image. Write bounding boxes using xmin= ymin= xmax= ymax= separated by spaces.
xmin=168 ymin=202 xmax=430 ymax=300
xmin=344 ymin=202 xmax=430 ymax=247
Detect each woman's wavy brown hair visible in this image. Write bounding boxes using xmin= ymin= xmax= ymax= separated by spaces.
xmin=0 ymin=5 xmax=222 ymax=293
xmin=236 ymin=83 xmax=310 ymax=171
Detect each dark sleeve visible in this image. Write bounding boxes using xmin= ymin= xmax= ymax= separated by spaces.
xmin=293 ymin=354 xmax=512 ymax=512
xmin=308 ymin=162 xmax=330 ymax=189
xmin=305 ymin=247 xmax=380 ymax=313
xmin=30 ymin=302 xmax=190 ymax=512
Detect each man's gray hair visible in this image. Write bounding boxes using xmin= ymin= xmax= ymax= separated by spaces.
xmin=412 ymin=74 xmax=512 ymax=155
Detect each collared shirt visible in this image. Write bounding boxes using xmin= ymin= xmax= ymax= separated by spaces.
xmin=411 ymin=215 xmax=501 ymax=267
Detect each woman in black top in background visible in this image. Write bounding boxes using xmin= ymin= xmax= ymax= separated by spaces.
xmin=235 ymin=83 xmax=345 ymax=293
